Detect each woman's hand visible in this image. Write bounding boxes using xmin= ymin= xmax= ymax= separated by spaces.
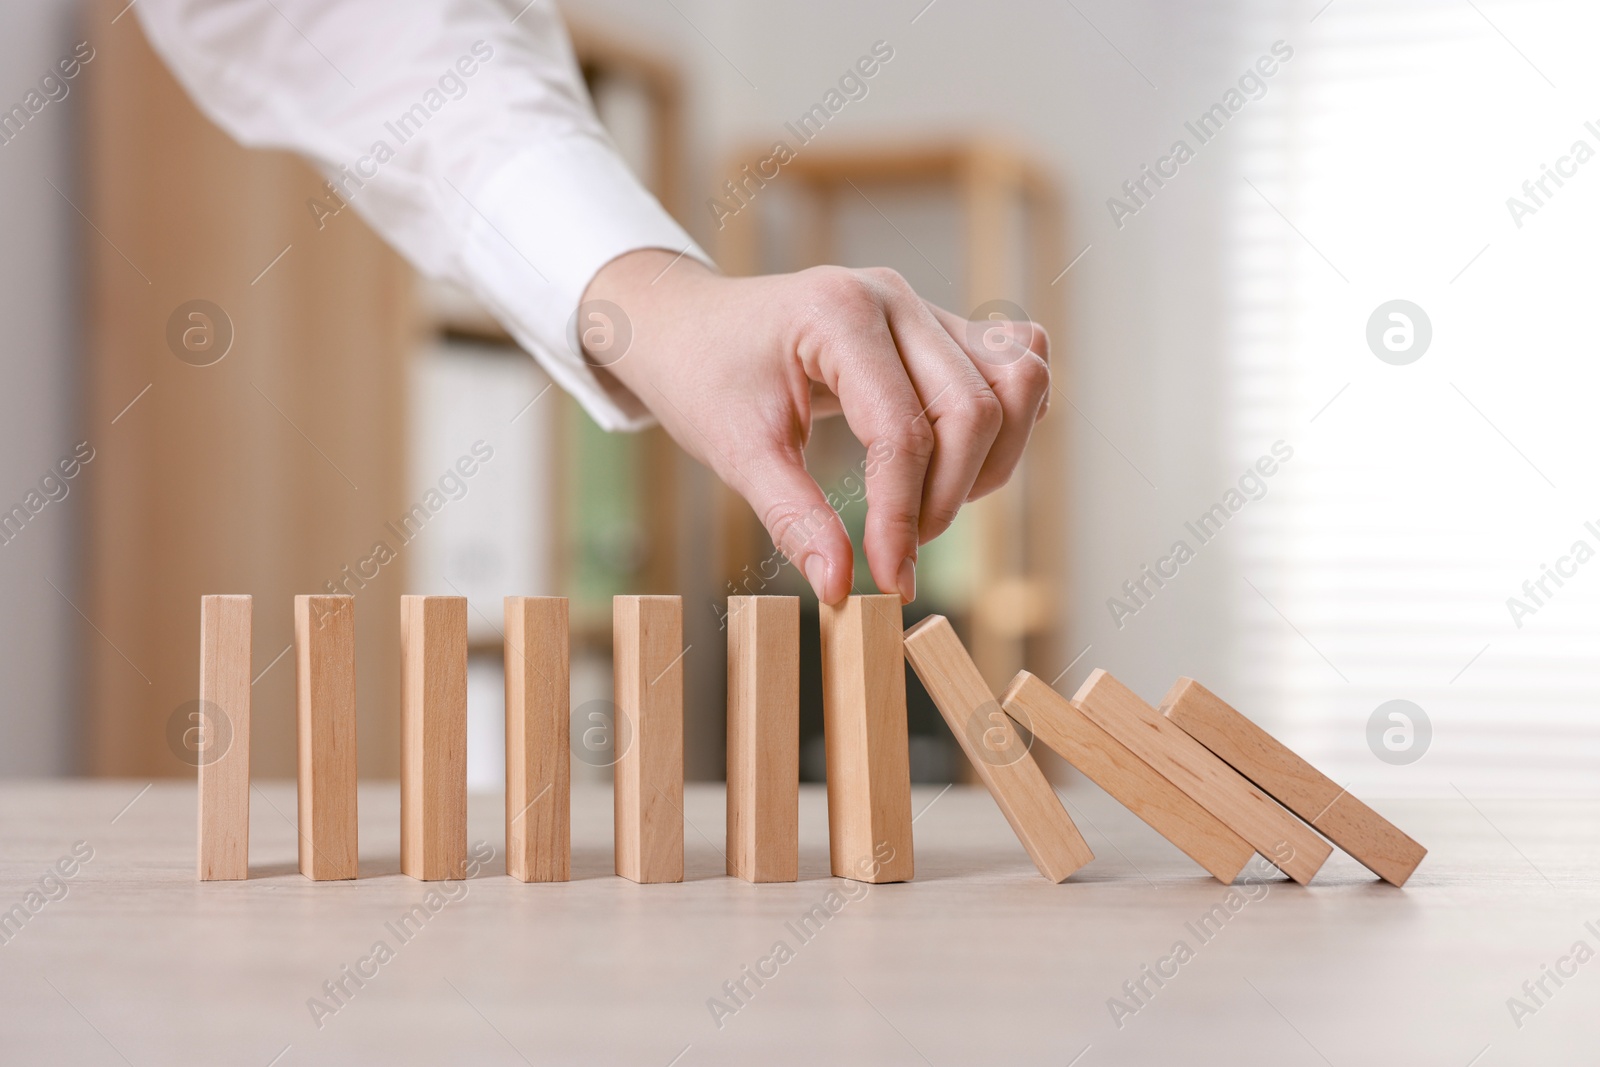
xmin=582 ymin=249 xmax=1051 ymax=606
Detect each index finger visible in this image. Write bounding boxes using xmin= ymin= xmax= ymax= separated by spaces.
xmin=797 ymin=285 xmax=935 ymax=603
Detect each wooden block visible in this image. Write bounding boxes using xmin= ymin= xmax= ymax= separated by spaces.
xmin=904 ymin=617 xmax=1092 ymax=882
xmin=295 ymin=595 xmax=359 ymax=880
xmin=1073 ymin=670 xmax=1331 ymax=884
xmin=726 ymin=596 xmax=799 ymax=883
xmin=819 ymin=595 xmax=914 ymax=883
xmin=198 ymin=594 xmax=251 ymax=881
xmin=1162 ymin=678 xmax=1427 ymax=886
xmin=613 ymin=595 xmax=684 ymax=884
xmin=504 ymin=596 xmax=570 ymax=883
xmin=1002 ymin=672 xmax=1254 ymax=883
xmin=400 ymin=595 xmax=468 ymax=881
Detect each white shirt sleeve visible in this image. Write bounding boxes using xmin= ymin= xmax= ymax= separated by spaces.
xmin=134 ymin=0 xmax=713 ymax=431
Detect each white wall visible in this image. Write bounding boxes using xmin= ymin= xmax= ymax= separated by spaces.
xmin=0 ymin=0 xmax=87 ymax=774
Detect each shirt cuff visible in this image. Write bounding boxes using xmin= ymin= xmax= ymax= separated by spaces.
xmin=455 ymin=134 xmax=714 ymax=432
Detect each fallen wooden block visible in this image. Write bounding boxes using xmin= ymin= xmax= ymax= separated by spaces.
xmin=1002 ymin=672 xmax=1254 ymax=883
xmin=1162 ymin=678 xmax=1427 ymax=886
xmin=198 ymin=594 xmax=252 ymax=881
xmin=819 ymin=594 xmax=914 ymax=884
xmin=904 ymin=617 xmax=1092 ymax=882
xmin=726 ymin=596 xmax=799 ymax=883
xmin=504 ymin=596 xmax=571 ymax=883
xmin=400 ymin=595 xmax=468 ymax=881
xmin=1074 ymin=670 xmax=1332 ymax=884
xmin=295 ymin=595 xmax=359 ymax=881
xmin=613 ymin=595 xmax=684 ymax=884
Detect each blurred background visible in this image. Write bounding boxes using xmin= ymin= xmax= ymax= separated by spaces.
xmin=3 ymin=0 xmax=1597 ymax=797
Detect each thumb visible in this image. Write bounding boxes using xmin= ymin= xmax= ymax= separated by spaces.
xmin=740 ymin=447 xmax=854 ymax=605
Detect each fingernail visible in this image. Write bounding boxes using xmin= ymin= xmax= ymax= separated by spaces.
xmin=897 ymin=556 xmax=916 ymax=604
xmin=805 ymin=555 xmax=830 ymax=601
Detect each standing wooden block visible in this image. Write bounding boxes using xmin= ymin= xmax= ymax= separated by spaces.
xmin=726 ymin=596 xmax=799 ymax=883
xmin=1002 ymin=672 xmax=1255 ymax=883
xmin=504 ymin=596 xmax=570 ymax=883
xmin=1162 ymin=678 xmax=1427 ymax=886
xmin=400 ymin=595 xmax=468 ymax=881
xmin=1074 ymin=670 xmax=1332 ymax=884
xmin=294 ymin=596 xmax=358 ymax=880
xmin=613 ymin=595 xmax=684 ymax=884
xmin=198 ymin=594 xmax=251 ymax=881
xmin=819 ymin=595 xmax=914 ymax=884
xmin=904 ymin=617 xmax=1092 ymax=882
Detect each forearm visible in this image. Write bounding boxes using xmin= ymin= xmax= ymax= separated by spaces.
xmin=135 ymin=0 xmax=712 ymax=430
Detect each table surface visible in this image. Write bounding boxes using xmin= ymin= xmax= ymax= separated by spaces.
xmin=0 ymin=780 xmax=1593 ymax=1066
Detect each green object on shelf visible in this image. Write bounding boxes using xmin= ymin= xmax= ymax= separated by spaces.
xmin=566 ymin=405 xmax=646 ymax=626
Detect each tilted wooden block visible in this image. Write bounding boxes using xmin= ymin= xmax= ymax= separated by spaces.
xmin=1002 ymin=672 xmax=1254 ymax=883
xmin=1074 ymin=670 xmax=1332 ymax=885
xmin=400 ymin=595 xmax=468 ymax=881
xmin=613 ymin=595 xmax=684 ymax=884
xmin=198 ymin=594 xmax=252 ymax=881
xmin=904 ymin=617 xmax=1092 ymax=882
xmin=295 ymin=595 xmax=359 ymax=881
xmin=726 ymin=596 xmax=799 ymax=883
xmin=504 ymin=596 xmax=571 ymax=883
xmin=1162 ymin=678 xmax=1427 ymax=886
xmin=819 ymin=595 xmax=914 ymax=884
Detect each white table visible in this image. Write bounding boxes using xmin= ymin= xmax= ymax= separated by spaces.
xmin=0 ymin=781 xmax=1592 ymax=1065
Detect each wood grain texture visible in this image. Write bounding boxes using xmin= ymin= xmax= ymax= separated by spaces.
xmin=1162 ymin=677 xmax=1427 ymax=886
xmin=399 ymin=596 xmax=467 ymax=881
xmin=294 ymin=596 xmax=358 ymax=880
xmin=83 ymin=4 xmax=410 ymax=782
xmin=904 ymin=617 xmax=1092 ymax=882
xmin=1002 ymin=672 xmax=1254 ymax=883
xmin=819 ymin=595 xmax=914 ymax=883
xmin=613 ymin=596 xmax=684 ymax=883
xmin=198 ymin=595 xmax=252 ymax=880
xmin=726 ymin=596 xmax=799 ymax=882
xmin=2 ymin=780 xmax=1563 ymax=1064
xmin=1074 ymin=670 xmax=1331 ymax=884
xmin=504 ymin=597 xmax=570 ymax=883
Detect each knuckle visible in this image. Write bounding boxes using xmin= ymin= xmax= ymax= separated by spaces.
xmin=1013 ymin=352 xmax=1051 ymax=397
xmin=760 ymin=499 xmax=834 ymax=557
xmin=1026 ymin=322 xmax=1050 ymax=362
xmin=861 ymin=265 xmax=912 ymax=294
xmin=882 ymin=419 xmax=936 ymax=463
xmin=922 ymin=500 xmax=963 ymax=534
xmin=806 ymin=267 xmax=879 ymax=319
xmin=874 ymin=505 xmax=923 ymax=537
xmin=950 ymin=387 xmax=1005 ymax=437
